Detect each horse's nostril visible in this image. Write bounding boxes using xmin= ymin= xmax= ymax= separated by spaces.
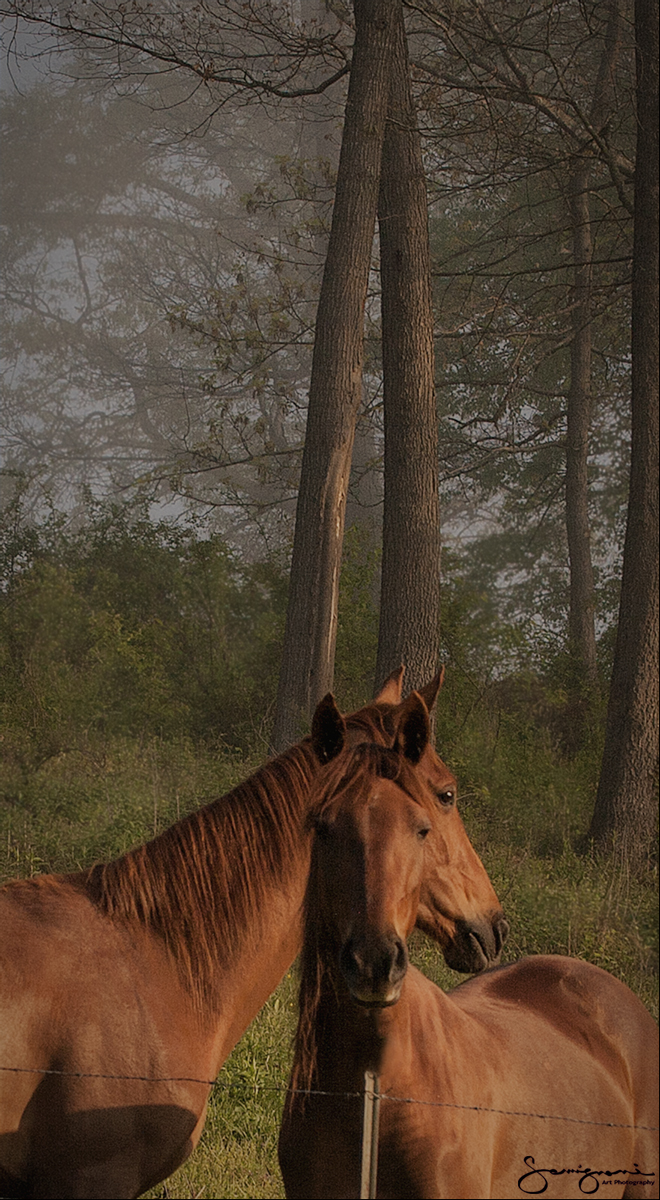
xmin=494 ymin=915 xmax=509 ymax=955
xmin=468 ymin=928 xmax=488 ymax=964
xmin=340 ymin=935 xmax=409 ymax=994
xmin=393 ymin=937 xmax=408 ymax=978
xmin=339 ymin=938 xmax=361 ymax=981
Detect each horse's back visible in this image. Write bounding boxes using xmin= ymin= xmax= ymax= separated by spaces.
xmin=0 ymin=874 xmax=134 ymax=1040
xmin=0 ymin=877 xmax=91 ymax=1076
xmin=0 ymin=868 xmax=205 ymax=1072
xmin=447 ymin=955 xmax=659 ymax=1196
xmin=458 ymin=954 xmax=658 ymax=1081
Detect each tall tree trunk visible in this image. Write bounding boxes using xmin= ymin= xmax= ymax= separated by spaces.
xmin=588 ymin=0 xmax=659 ymax=862
xmin=271 ymin=0 xmax=397 ymax=751
xmin=565 ymin=0 xmax=623 ymax=692
xmin=566 ymin=159 xmax=599 ymax=687
xmin=374 ymin=1 xmax=440 ymax=696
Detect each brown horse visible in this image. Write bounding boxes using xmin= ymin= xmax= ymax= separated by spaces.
xmin=279 ymin=692 xmax=659 ymax=1200
xmin=0 ymin=670 xmax=507 ymax=1199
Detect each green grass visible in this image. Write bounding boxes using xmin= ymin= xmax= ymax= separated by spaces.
xmin=0 ymin=735 xmax=261 ymax=881
xmin=1 ymin=731 xmax=657 ymax=1198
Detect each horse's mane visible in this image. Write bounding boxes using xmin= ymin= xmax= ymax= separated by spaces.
xmin=72 ymin=703 xmax=397 ymax=1016
xmin=291 ymin=742 xmax=424 ymax=1101
xmin=76 ymin=740 xmax=319 ymax=1012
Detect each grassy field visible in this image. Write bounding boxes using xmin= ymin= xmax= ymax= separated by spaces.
xmin=0 ymin=728 xmax=657 ymax=1199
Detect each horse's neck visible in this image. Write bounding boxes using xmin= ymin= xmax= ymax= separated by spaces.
xmin=180 ymin=745 xmax=318 ymax=1049
xmin=311 ymin=967 xmax=454 ymax=1088
xmin=82 ymin=742 xmax=318 ymax=1064
xmin=314 ymin=991 xmax=390 ymax=1084
xmin=209 ymin=868 xmax=310 ymax=1067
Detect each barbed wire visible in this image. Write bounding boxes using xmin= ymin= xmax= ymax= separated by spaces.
xmin=0 ymin=1064 xmax=657 ymax=1131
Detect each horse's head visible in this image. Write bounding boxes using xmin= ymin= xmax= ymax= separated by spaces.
xmin=309 ymin=681 xmax=508 ymax=1006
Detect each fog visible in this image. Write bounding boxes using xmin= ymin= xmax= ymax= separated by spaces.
xmin=0 ymin=3 xmax=635 ymax=644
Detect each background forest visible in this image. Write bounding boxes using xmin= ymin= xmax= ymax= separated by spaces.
xmin=0 ymin=1 xmax=657 ymax=1195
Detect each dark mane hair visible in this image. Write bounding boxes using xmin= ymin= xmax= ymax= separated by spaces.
xmin=76 ymin=740 xmax=319 ymax=1013
xmin=291 ymin=742 xmax=427 ymax=1099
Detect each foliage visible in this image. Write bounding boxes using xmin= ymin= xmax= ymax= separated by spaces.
xmin=436 ymin=546 xmax=616 ymax=756
xmin=0 ymin=489 xmax=386 ymax=778
xmin=0 ymin=491 xmax=289 ymax=768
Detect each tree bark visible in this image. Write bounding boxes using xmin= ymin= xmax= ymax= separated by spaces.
xmin=588 ymin=0 xmax=659 ymax=862
xmin=271 ymin=0 xmax=397 ymax=751
xmin=374 ymin=1 xmax=440 ymax=697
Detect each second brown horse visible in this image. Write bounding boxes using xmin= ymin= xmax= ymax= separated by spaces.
xmin=279 ymin=691 xmax=659 ymax=1199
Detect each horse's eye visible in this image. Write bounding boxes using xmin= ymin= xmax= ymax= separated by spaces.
xmin=436 ymin=789 xmax=455 ymax=807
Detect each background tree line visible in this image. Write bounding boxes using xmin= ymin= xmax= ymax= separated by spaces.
xmin=0 ymin=0 xmax=657 ymax=865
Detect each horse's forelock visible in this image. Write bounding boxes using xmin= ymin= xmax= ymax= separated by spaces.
xmin=344 ymin=701 xmax=398 ymax=745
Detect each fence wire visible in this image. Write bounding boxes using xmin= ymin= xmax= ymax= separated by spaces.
xmin=0 ymin=1064 xmax=657 ymax=1131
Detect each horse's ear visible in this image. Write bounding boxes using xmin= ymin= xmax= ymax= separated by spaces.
xmin=417 ymin=666 xmax=445 ymax=714
xmin=395 ymin=692 xmax=430 ymax=765
xmin=311 ymin=694 xmax=346 ymax=764
xmin=374 ymin=664 xmax=405 ymax=705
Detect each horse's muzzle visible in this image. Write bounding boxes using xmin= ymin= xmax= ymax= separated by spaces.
xmin=444 ymin=912 xmax=509 ymax=973
xmin=339 ymin=933 xmax=409 ymax=1006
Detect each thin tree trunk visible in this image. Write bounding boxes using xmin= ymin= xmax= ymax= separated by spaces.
xmin=565 ymin=0 xmax=623 ymax=690
xmin=272 ymin=0 xmax=397 ymax=751
xmin=588 ymin=0 xmax=659 ymax=862
xmin=374 ymin=1 xmax=440 ymax=696
xmin=566 ymin=159 xmax=599 ymax=686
